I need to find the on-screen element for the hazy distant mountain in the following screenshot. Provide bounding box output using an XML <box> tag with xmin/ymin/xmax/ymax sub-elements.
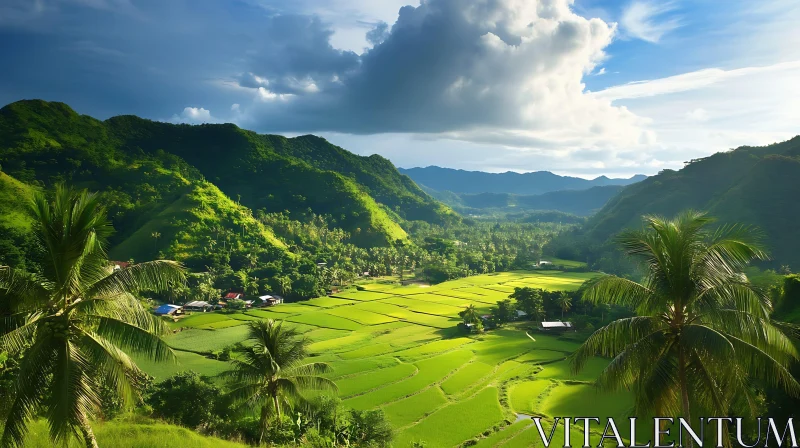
<box><xmin>422</xmin><ymin>185</ymin><xmax>625</xmax><ymax>217</ymax></box>
<box><xmin>398</xmin><ymin>166</ymin><xmax>646</xmax><ymax>195</ymax></box>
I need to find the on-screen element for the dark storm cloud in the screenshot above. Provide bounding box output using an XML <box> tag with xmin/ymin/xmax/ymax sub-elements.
<box><xmin>0</xmin><ymin>0</ymin><xmax>644</xmax><ymax>151</ymax></box>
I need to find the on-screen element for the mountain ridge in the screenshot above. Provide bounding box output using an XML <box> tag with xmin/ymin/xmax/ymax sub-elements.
<box><xmin>0</xmin><ymin>99</ymin><xmax>457</xmax><ymax>272</ymax></box>
<box><xmin>398</xmin><ymin>166</ymin><xmax>646</xmax><ymax>195</ymax></box>
<box><xmin>550</xmin><ymin>135</ymin><xmax>800</xmax><ymax>270</ymax></box>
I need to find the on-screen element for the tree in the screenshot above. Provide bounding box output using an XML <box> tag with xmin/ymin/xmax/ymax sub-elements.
<box><xmin>510</xmin><ymin>287</ymin><xmax>545</xmax><ymax>321</ymax></box>
<box><xmin>274</xmin><ymin>276</ymin><xmax>292</xmax><ymax>297</ymax></box>
<box><xmin>556</xmin><ymin>292</ymin><xmax>572</xmax><ymax>320</ymax></box>
<box><xmin>490</xmin><ymin>300</ymin><xmax>516</xmax><ymax>326</ymax></box>
<box><xmin>151</xmin><ymin>231</ymin><xmax>162</xmax><ymax>253</ymax></box>
<box><xmin>245</xmin><ymin>276</ymin><xmax>260</xmax><ymax>297</ymax></box>
<box><xmin>345</xmin><ymin>409</ymin><xmax>393</xmax><ymax>447</ymax></box>
<box><xmin>193</xmin><ymin>275</ymin><xmax>221</xmax><ymax>304</ymax></box>
<box><xmin>570</xmin><ymin>211</ymin><xmax>800</xmax><ymax>445</ymax></box>
<box><xmin>223</xmin><ymin>319</ymin><xmax>337</xmax><ymax>445</ymax></box>
<box><xmin>0</xmin><ymin>185</ymin><xmax>185</xmax><ymax>448</ymax></box>
<box><xmin>458</xmin><ymin>304</ymin><xmax>483</xmax><ymax>333</ymax></box>
<box><xmin>459</xmin><ymin>304</ymin><xmax>479</xmax><ymax>326</ymax></box>
<box><xmin>226</xmin><ymin>298</ymin><xmax>246</xmax><ymax>311</ymax></box>
<box><xmin>147</xmin><ymin>372</ymin><xmax>222</xmax><ymax>429</ymax></box>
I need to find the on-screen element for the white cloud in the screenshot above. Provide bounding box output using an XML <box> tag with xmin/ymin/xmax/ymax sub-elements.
<box><xmin>234</xmin><ymin>0</ymin><xmax>653</xmax><ymax>155</ymax></box>
<box><xmin>323</xmin><ymin>57</ymin><xmax>800</xmax><ymax>177</ymax></box>
<box><xmin>685</xmin><ymin>108</ymin><xmax>709</xmax><ymax>122</ymax></box>
<box><xmin>257</xmin><ymin>87</ymin><xmax>293</xmax><ymax>102</ymax></box>
<box><xmin>620</xmin><ymin>1</ymin><xmax>682</xmax><ymax>43</ymax></box>
<box><xmin>599</xmin><ymin>60</ymin><xmax>800</xmax><ymax>171</ymax></box>
<box><xmin>593</xmin><ymin>60</ymin><xmax>800</xmax><ymax>101</ymax></box>
<box><xmin>170</xmin><ymin>106</ymin><xmax>220</xmax><ymax>124</ymax></box>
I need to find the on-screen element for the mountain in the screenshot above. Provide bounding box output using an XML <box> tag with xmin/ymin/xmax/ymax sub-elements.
<box><xmin>399</xmin><ymin>166</ymin><xmax>646</xmax><ymax>195</ymax></box>
<box><xmin>423</xmin><ymin>185</ymin><xmax>624</xmax><ymax>216</ymax></box>
<box><xmin>0</xmin><ymin>100</ymin><xmax>457</xmax><ymax>271</ymax></box>
<box><xmin>565</xmin><ymin>136</ymin><xmax>800</xmax><ymax>269</ymax></box>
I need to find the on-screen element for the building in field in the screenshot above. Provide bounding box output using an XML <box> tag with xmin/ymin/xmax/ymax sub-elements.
<box><xmin>258</xmin><ymin>294</ymin><xmax>284</xmax><ymax>307</ymax></box>
<box><xmin>155</xmin><ymin>304</ymin><xmax>183</xmax><ymax>316</ymax></box>
<box><xmin>538</xmin><ymin>321</ymin><xmax>573</xmax><ymax>332</ymax></box>
<box><xmin>184</xmin><ymin>300</ymin><xmax>213</xmax><ymax>312</ymax></box>
<box><xmin>224</xmin><ymin>292</ymin><xmax>243</xmax><ymax>300</ymax></box>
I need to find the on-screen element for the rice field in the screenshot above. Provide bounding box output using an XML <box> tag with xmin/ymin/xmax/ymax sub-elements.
<box><xmin>139</xmin><ymin>269</ymin><xmax>631</xmax><ymax>447</ymax></box>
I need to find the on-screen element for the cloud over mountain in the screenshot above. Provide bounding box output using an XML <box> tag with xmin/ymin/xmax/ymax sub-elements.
<box><xmin>231</xmin><ymin>0</ymin><xmax>651</xmax><ymax>152</ymax></box>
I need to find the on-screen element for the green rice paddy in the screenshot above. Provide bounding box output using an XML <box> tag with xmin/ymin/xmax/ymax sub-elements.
<box><xmin>140</xmin><ymin>269</ymin><xmax>631</xmax><ymax>447</ymax></box>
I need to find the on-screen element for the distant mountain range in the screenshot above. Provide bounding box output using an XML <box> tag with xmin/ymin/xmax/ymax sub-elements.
<box><xmin>421</xmin><ymin>185</ymin><xmax>626</xmax><ymax>217</ymax></box>
<box><xmin>399</xmin><ymin>166</ymin><xmax>647</xmax><ymax>196</ymax></box>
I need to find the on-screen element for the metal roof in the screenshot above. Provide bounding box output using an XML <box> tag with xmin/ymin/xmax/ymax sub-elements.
<box><xmin>540</xmin><ymin>321</ymin><xmax>572</xmax><ymax>328</ymax></box>
<box><xmin>185</xmin><ymin>300</ymin><xmax>211</xmax><ymax>307</ymax></box>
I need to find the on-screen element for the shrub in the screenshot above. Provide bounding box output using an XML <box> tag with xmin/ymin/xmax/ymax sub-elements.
<box><xmin>146</xmin><ymin>372</ymin><xmax>223</xmax><ymax>429</ymax></box>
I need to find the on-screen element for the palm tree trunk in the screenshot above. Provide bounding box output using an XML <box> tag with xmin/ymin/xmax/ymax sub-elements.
<box><xmin>678</xmin><ymin>346</ymin><xmax>693</xmax><ymax>448</ymax></box>
<box><xmin>273</xmin><ymin>394</ymin><xmax>281</xmax><ymax>419</ymax></box>
<box><xmin>78</xmin><ymin>414</ymin><xmax>99</xmax><ymax>448</ymax></box>
<box><xmin>258</xmin><ymin>405</ymin><xmax>269</xmax><ymax>446</ymax></box>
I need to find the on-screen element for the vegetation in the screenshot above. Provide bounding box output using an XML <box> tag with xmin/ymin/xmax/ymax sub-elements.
<box><xmin>223</xmin><ymin>320</ymin><xmax>336</xmax><ymax>445</ymax></box>
<box><xmin>0</xmin><ymin>185</ymin><xmax>185</xmax><ymax>448</ymax></box>
<box><xmin>4</xmin><ymin>100</ymin><xmax>799</xmax><ymax>448</ymax></box>
<box><xmin>571</xmin><ymin>211</ymin><xmax>800</xmax><ymax>443</ymax></box>
<box><xmin>549</xmin><ymin>136</ymin><xmax>800</xmax><ymax>272</ymax></box>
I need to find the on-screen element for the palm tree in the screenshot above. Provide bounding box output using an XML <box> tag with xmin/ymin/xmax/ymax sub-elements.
<box><xmin>151</xmin><ymin>231</ymin><xmax>161</xmax><ymax>253</ymax></box>
<box><xmin>223</xmin><ymin>320</ymin><xmax>337</xmax><ymax>445</ymax></box>
<box><xmin>556</xmin><ymin>292</ymin><xmax>572</xmax><ymax>320</ymax></box>
<box><xmin>570</xmin><ymin>211</ymin><xmax>799</xmax><ymax>445</ymax></box>
<box><xmin>459</xmin><ymin>304</ymin><xmax>480</xmax><ymax>326</ymax></box>
<box><xmin>275</xmin><ymin>276</ymin><xmax>292</xmax><ymax>297</ymax></box>
<box><xmin>0</xmin><ymin>185</ymin><xmax>185</xmax><ymax>448</ymax></box>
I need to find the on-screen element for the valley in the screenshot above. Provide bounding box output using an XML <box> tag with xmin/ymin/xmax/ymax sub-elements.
<box><xmin>2</xmin><ymin>100</ymin><xmax>799</xmax><ymax>448</ymax></box>
<box><xmin>141</xmin><ymin>270</ymin><xmax>633</xmax><ymax>447</ymax></box>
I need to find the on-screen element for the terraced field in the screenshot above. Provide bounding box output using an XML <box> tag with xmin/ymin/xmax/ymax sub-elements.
<box><xmin>144</xmin><ymin>270</ymin><xmax>632</xmax><ymax>447</ymax></box>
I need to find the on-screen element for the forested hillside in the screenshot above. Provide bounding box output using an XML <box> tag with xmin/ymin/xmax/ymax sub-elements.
<box><xmin>400</xmin><ymin>166</ymin><xmax>645</xmax><ymax>195</ymax></box>
<box><xmin>549</xmin><ymin>136</ymin><xmax>800</xmax><ymax>270</ymax></box>
<box><xmin>0</xmin><ymin>100</ymin><xmax>460</xmax><ymax>297</ymax></box>
<box><xmin>0</xmin><ymin>100</ymin><xmax>455</xmax><ymax>245</ymax></box>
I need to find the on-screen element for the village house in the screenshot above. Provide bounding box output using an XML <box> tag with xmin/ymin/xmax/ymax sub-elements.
<box><xmin>537</xmin><ymin>321</ymin><xmax>573</xmax><ymax>332</ymax></box>
<box><xmin>257</xmin><ymin>294</ymin><xmax>284</xmax><ymax>307</ymax></box>
<box><xmin>154</xmin><ymin>304</ymin><xmax>183</xmax><ymax>316</ymax></box>
<box><xmin>184</xmin><ymin>300</ymin><xmax>213</xmax><ymax>312</ymax></box>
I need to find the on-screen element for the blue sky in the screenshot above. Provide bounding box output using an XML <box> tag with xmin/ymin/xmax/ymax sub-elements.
<box><xmin>1</xmin><ymin>0</ymin><xmax>798</xmax><ymax>177</ymax></box>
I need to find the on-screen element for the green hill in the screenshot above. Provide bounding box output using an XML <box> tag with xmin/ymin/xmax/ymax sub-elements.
<box><xmin>0</xmin><ymin>100</ymin><xmax>455</xmax><ymax>268</ymax></box>
<box><xmin>0</xmin><ymin>171</ymin><xmax>38</xmax><ymax>269</ymax></box>
<box><xmin>569</xmin><ymin>136</ymin><xmax>800</xmax><ymax>268</ymax></box>
<box><xmin>21</xmin><ymin>419</ymin><xmax>248</xmax><ymax>448</ymax></box>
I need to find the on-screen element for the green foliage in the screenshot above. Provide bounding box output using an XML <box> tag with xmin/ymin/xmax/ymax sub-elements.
<box><xmin>146</xmin><ymin>372</ymin><xmax>223</xmax><ymax>429</ymax></box>
<box><xmin>489</xmin><ymin>299</ymin><xmax>516</xmax><ymax>326</ymax></box>
<box><xmin>0</xmin><ymin>184</ymin><xmax>186</xmax><ymax>448</ymax></box>
<box><xmin>572</xmin><ymin>211</ymin><xmax>800</xmax><ymax>421</ymax></box>
<box><xmin>509</xmin><ymin>287</ymin><xmax>545</xmax><ymax>320</ymax></box>
<box><xmin>558</xmin><ymin>136</ymin><xmax>800</xmax><ymax>272</ymax></box>
<box><xmin>223</xmin><ymin>319</ymin><xmax>336</xmax><ymax>445</ymax></box>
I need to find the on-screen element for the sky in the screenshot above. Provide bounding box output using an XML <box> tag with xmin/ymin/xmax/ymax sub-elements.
<box><xmin>1</xmin><ymin>0</ymin><xmax>798</xmax><ymax>178</ymax></box>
